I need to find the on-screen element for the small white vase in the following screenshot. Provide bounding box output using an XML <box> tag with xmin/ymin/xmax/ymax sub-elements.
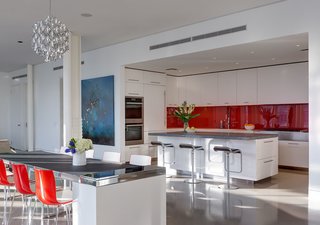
<box><xmin>72</xmin><ymin>152</ymin><xmax>87</xmax><ymax>166</ymax></box>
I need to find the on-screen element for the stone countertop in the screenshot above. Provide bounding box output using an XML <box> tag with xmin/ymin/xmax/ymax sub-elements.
<box><xmin>149</xmin><ymin>131</ymin><xmax>278</xmax><ymax>140</ymax></box>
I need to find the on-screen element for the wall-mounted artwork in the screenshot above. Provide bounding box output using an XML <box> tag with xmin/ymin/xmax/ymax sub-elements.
<box><xmin>81</xmin><ymin>76</ymin><xmax>115</xmax><ymax>146</ymax></box>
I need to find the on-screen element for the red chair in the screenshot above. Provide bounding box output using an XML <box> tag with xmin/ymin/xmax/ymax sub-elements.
<box><xmin>0</xmin><ymin>160</ymin><xmax>15</xmax><ymax>203</ymax></box>
<box><xmin>12</xmin><ymin>164</ymin><xmax>36</xmax><ymax>222</ymax></box>
<box><xmin>34</xmin><ymin>168</ymin><xmax>73</xmax><ymax>225</ymax></box>
<box><xmin>0</xmin><ymin>159</ymin><xmax>16</xmax><ymax>224</ymax></box>
<box><xmin>12</xmin><ymin>164</ymin><xmax>35</xmax><ymax>196</ymax></box>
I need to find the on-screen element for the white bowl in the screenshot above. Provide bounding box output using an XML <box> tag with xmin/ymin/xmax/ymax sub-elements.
<box><xmin>244</xmin><ymin>124</ymin><xmax>255</xmax><ymax>130</ymax></box>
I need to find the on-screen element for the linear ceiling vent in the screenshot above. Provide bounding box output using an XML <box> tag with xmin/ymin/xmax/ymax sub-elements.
<box><xmin>12</xmin><ymin>74</ymin><xmax>27</xmax><ymax>80</ymax></box>
<box><xmin>149</xmin><ymin>25</ymin><xmax>246</xmax><ymax>50</ymax></box>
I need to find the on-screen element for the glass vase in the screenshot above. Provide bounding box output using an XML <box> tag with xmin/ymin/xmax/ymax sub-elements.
<box><xmin>183</xmin><ymin>121</ymin><xmax>189</xmax><ymax>132</ymax></box>
<box><xmin>72</xmin><ymin>151</ymin><xmax>87</xmax><ymax>166</ymax></box>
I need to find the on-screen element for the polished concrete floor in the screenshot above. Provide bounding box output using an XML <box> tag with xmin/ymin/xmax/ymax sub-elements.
<box><xmin>0</xmin><ymin>169</ymin><xmax>318</xmax><ymax>225</ymax></box>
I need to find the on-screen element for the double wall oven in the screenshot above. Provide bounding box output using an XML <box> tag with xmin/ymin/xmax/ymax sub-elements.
<box><xmin>125</xmin><ymin>97</ymin><xmax>144</xmax><ymax>145</ymax></box>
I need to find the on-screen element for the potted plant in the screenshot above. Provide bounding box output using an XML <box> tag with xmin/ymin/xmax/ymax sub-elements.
<box><xmin>174</xmin><ymin>101</ymin><xmax>200</xmax><ymax>132</ymax></box>
<box><xmin>65</xmin><ymin>138</ymin><xmax>93</xmax><ymax>166</ymax></box>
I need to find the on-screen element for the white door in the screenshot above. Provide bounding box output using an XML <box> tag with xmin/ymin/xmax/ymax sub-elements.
<box><xmin>11</xmin><ymin>83</ymin><xmax>27</xmax><ymax>150</ymax></box>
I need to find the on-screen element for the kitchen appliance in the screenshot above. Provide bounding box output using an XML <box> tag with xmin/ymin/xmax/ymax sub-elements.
<box><xmin>125</xmin><ymin>97</ymin><xmax>143</xmax><ymax>124</ymax></box>
<box><xmin>125</xmin><ymin>96</ymin><xmax>144</xmax><ymax>145</ymax></box>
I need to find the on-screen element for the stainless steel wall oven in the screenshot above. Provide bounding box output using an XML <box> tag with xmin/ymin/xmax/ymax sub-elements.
<box><xmin>125</xmin><ymin>97</ymin><xmax>144</xmax><ymax>145</ymax></box>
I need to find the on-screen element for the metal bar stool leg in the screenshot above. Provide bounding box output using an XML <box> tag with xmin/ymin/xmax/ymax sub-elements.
<box><xmin>218</xmin><ymin>152</ymin><xmax>238</xmax><ymax>190</ymax></box>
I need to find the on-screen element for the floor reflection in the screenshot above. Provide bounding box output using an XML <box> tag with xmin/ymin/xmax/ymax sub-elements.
<box><xmin>167</xmin><ymin>169</ymin><xmax>313</xmax><ymax>225</ymax></box>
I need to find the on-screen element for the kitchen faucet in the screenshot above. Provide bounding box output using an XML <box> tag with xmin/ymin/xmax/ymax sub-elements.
<box><xmin>226</xmin><ymin>107</ymin><xmax>231</xmax><ymax>129</ymax></box>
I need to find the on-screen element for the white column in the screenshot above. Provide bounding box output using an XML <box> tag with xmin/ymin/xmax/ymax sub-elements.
<box><xmin>63</xmin><ymin>33</ymin><xmax>82</xmax><ymax>145</ymax></box>
<box><xmin>27</xmin><ymin>64</ymin><xmax>34</xmax><ymax>151</ymax></box>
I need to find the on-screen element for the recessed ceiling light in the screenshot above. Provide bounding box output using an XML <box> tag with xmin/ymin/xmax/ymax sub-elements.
<box><xmin>250</xmin><ymin>51</ymin><xmax>255</xmax><ymax>54</ymax></box>
<box><xmin>17</xmin><ymin>41</ymin><xmax>23</xmax><ymax>44</ymax></box>
<box><xmin>296</xmin><ymin>44</ymin><xmax>300</xmax><ymax>47</ymax></box>
<box><xmin>81</xmin><ymin>13</ymin><xmax>93</xmax><ymax>18</ymax></box>
<box><xmin>235</xmin><ymin>62</ymin><xmax>239</xmax><ymax>65</ymax></box>
<box><xmin>271</xmin><ymin>58</ymin><xmax>276</xmax><ymax>60</ymax></box>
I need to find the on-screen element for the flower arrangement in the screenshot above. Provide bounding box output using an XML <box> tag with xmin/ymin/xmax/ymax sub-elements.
<box><xmin>174</xmin><ymin>101</ymin><xmax>200</xmax><ymax>132</ymax></box>
<box><xmin>65</xmin><ymin>138</ymin><xmax>93</xmax><ymax>154</ymax></box>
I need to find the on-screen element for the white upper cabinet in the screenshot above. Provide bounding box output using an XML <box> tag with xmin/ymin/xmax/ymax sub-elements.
<box><xmin>126</xmin><ymin>69</ymin><xmax>143</xmax><ymax>83</ymax></box>
<box><xmin>237</xmin><ymin>69</ymin><xmax>258</xmax><ymax>105</ymax></box>
<box><xmin>185</xmin><ymin>76</ymin><xmax>202</xmax><ymax>105</ymax></box>
<box><xmin>143</xmin><ymin>71</ymin><xmax>167</xmax><ymax>86</ymax></box>
<box><xmin>125</xmin><ymin>82</ymin><xmax>143</xmax><ymax>97</ymax></box>
<box><xmin>177</xmin><ymin>77</ymin><xmax>187</xmax><ymax>104</ymax></box>
<box><xmin>258</xmin><ymin>62</ymin><xmax>308</xmax><ymax>104</ymax></box>
<box><xmin>166</xmin><ymin>76</ymin><xmax>179</xmax><ymax>107</ymax></box>
<box><xmin>201</xmin><ymin>73</ymin><xmax>219</xmax><ymax>106</ymax></box>
<box><xmin>185</xmin><ymin>74</ymin><xmax>219</xmax><ymax>106</ymax></box>
<box><xmin>218</xmin><ymin>71</ymin><xmax>237</xmax><ymax>106</ymax></box>
<box><xmin>144</xmin><ymin>84</ymin><xmax>166</xmax><ymax>132</ymax></box>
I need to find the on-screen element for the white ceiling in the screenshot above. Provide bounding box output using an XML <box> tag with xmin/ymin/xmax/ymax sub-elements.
<box><xmin>127</xmin><ymin>33</ymin><xmax>308</xmax><ymax>76</ymax></box>
<box><xmin>0</xmin><ymin>0</ymin><xmax>284</xmax><ymax>72</ymax></box>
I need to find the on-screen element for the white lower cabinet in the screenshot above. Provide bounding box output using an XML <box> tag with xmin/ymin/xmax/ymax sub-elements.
<box><xmin>256</xmin><ymin>156</ymin><xmax>278</xmax><ymax>180</ymax></box>
<box><xmin>154</xmin><ymin>136</ymin><xmax>278</xmax><ymax>181</ymax></box>
<box><xmin>279</xmin><ymin>141</ymin><xmax>308</xmax><ymax>168</ymax></box>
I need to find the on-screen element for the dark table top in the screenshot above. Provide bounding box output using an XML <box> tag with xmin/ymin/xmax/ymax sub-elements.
<box><xmin>0</xmin><ymin>151</ymin><xmax>164</xmax><ymax>187</ymax></box>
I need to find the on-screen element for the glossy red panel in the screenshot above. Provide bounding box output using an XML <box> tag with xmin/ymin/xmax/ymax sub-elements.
<box><xmin>167</xmin><ymin>104</ymin><xmax>308</xmax><ymax>131</ymax></box>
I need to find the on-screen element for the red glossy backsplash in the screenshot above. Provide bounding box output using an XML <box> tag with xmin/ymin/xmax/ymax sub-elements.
<box><xmin>167</xmin><ymin>104</ymin><xmax>308</xmax><ymax>131</ymax></box>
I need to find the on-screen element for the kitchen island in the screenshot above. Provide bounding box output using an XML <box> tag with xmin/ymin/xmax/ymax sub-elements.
<box><xmin>0</xmin><ymin>152</ymin><xmax>166</xmax><ymax>225</ymax></box>
<box><xmin>149</xmin><ymin>131</ymin><xmax>278</xmax><ymax>181</ymax></box>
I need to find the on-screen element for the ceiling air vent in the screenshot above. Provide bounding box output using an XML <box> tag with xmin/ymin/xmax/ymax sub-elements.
<box><xmin>192</xmin><ymin>25</ymin><xmax>246</xmax><ymax>41</ymax></box>
<box><xmin>149</xmin><ymin>38</ymin><xmax>191</xmax><ymax>50</ymax></box>
<box><xmin>149</xmin><ymin>25</ymin><xmax>247</xmax><ymax>50</ymax></box>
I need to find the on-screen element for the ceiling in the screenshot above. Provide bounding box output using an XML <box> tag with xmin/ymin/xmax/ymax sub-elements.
<box><xmin>0</xmin><ymin>0</ymin><xmax>285</xmax><ymax>73</ymax></box>
<box><xmin>127</xmin><ymin>33</ymin><xmax>308</xmax><ymax>76</ymax></box>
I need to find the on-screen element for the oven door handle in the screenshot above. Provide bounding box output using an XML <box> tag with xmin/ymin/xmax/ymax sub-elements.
<box><xmin>126</xmin><ymin>102</ymin><xmax>143</xmax><ymax>105</ymax></box>
<box><xmin>125</xmin><ymin>124</ymin><xmax>143</xmax><ymax>127</ymax></box>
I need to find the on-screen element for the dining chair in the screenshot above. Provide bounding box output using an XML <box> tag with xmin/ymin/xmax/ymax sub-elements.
<box><xmin>12</xmin><ymin>164</ymin><xmax>36</xmax><ymax>222</ymax></box>
<box><xmin>102</xmin><ymin>151</ymin><xmax>121</xmax><ymax>163</ymax></box>
<box><xmin>0</xmin><ymin>159</ymin><xmax>16</xmax><ymax>225</ymax></box>
<box><xmin>129</xmin><ymin>155</ymin><xmax>152</xmax><ymax>166</ymax></box>
<box><xmin>34</xmin><ymin>168</ymin><xmax>73</xmax><ymax>225</ymax></box>
<box><xmin>85</xmin><ymin>149</ymin><xmax>95</xmax><ymax>159</ymax></box>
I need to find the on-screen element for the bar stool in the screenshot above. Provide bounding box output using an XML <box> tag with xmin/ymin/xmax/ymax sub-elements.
<box><xmin>213</xmin><ymin>146</ymin><xmax>242</xmax><ymax>190</ymax></box>
<box><xmin>179</xmin><ymin>144</ymin><xmax>204</xmax><ymax>184</ymax></box>
<box><xmin>151</xmin><ymin>141</ymin><xmax>175</xmax><ymax>167</ymax></box>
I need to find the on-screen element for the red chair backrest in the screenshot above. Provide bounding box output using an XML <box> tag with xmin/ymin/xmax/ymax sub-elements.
<box><xmin>34</xmin><ymin>168</ymin><xmax>59</xmax><ymax>205</ymax></box>
<box><xmin>12</xmin><ymin>164</ymin><xmax>34</xmax><ymax>195</ymax></box>
<box><xmin>0</xmin><ymin>159</ymin><xmax>12</xmax><ymax>186</ymax></box>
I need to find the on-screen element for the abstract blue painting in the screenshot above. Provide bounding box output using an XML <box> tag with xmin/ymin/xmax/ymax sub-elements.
<box><xmin>81</xmin><ymin>76</ymin><xmax>115</xmax><ymax>146</ymax></box>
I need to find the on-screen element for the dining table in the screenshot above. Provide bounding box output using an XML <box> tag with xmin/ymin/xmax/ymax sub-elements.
<box><xmin>0</xmin><ymin>151</ymin><xmax>166</xmax><ymax>225</ymax></box>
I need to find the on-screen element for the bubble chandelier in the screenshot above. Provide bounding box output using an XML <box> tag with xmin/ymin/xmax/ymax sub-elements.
<box><xmin>32</xmin><ymin>0</ymin><xmax>70</xmax><ymax>62</ymax></box>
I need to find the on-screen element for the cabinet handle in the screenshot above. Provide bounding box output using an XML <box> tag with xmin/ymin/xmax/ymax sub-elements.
<box><xmin>264</xmin><ymin>159</ymin><xmax>274</xmax><ymax>163</ymax></box>
<box><xmin>150</xmin><ymin>81</ymin><xmax>161</xmax><ymax>84</ymax></box>
<box><xmin>128</xmin><ymin>79</ymin><xmax>139</xmax><ymax>82</ymax></box>
<box><xmin>264</xmin><ymin>140</ymin><xmax>274</xmax><ymax>143</ymax></box>
<box><xmin>288</xmin><ymin>142</ymin><xmax>299</xmax><ymax>145</ymax></box>
<box><xmin>243</xmin><ymin>101</ymin><xmax>249</xmax><ymax>104</ymax></box>
<box><xmin>128</xmin><ymin>92</ymin><xmax>139</xmax><ymax>96</ymax></box>
<box><xmin>207</xmin><ymin>103</ymin><xmax>212</xmax><ymax>105</ymax></box>
<box><xmin>129</xmin><ymin>146</ymin><xmax>141</xmax><ymax>149</ymax></box>
<box><xmin>224</xmin><ymin>102</ymin><xmax>229</xmax><ymax>104</ymax></box>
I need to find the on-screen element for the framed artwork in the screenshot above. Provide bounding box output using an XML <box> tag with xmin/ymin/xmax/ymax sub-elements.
<box><xmin>81</xmin><ymin>75</ymin><xmax>115</xmax><ymax>146</ymax></box>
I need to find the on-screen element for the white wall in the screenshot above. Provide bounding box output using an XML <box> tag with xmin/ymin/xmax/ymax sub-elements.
<box><xmin>0</xmin><ymin>72</ymin><xmax>12</xmax><ymax>139</ymax></box>
<box><xmin>21</xmin><ymin>0</ymin><xmax>320</xmax><ymax>194</ymax></box>
<box><xmin>33</xmin><ymin>61</ymin><xmax>63</xmax><ymax>151</ymax></box>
